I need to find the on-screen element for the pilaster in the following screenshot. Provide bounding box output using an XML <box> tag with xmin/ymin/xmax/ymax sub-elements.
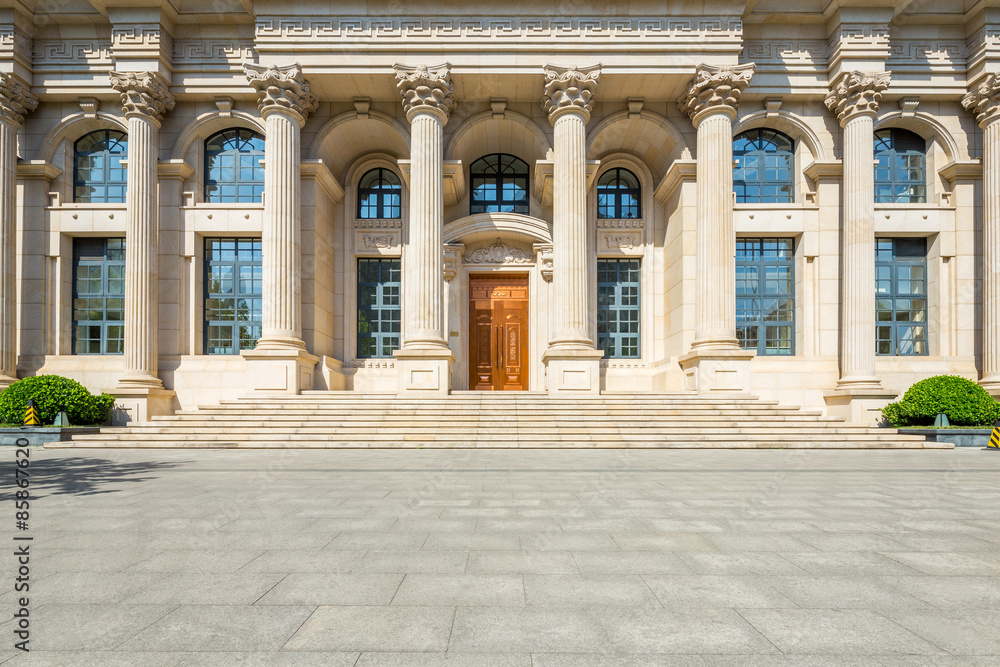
<box><xmin>963</xmin><ymin>73</ymin><xmax>1000</xmax><ymax>395</ymax></box>
<box><xmin>540</xmin><ymin>64</ymin><xmax>604</xmax><ymax>395</ymax></box>
<box><xmin>676</xmin><ymin>64</ymin><xmax>756</xmax><ymax>394</ymax></box>
<box><xmin>241</xmin><ymin>63</ymin><xmax>319</xmax><ymax>394</ymax></box>
<box><xmin>0</xmin><ymin>73</ymin><xmax>36</xmax><ymax>389</ymax></box>
<box><xmin>393</xmin><ymin>63</ymin><xmax>455</xmax><ymax>394</ymax></box>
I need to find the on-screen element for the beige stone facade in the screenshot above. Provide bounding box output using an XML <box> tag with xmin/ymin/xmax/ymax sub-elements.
<box><xmin>2</xmin><ymin>1</ymin><xmax>998</xmax><ymax>424</ymax></box>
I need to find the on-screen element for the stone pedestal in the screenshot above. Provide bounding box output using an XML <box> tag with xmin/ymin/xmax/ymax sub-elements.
<box><xmin>110</xmin><ymin>387</ymin><xmax>175</xmax><ymax>426</ymax></box>
<box><xmin>678</xmin><ymin>64</ymin><xmax>756</xmax><ymax>393</ymax></box>
<box><xmin>0</xmin><ymin>74</ymin><xmax>36</xmax><ymax>388</ymax></box>
<box><xmin>824</xmin><ymin>387</ymin><xmax>897</xmax><ymax>426</ymax></box>
<box><xmin>964</xmin><ymin>75</ymin><xmax>1000</xmax><ymax>396</ymax></box>
<box><xmin>541</xmin><ymin>64</ymin><xmax>604</xmax><ymax>394</ymax></box>
<box><xmin>242</xmin><ymin>347</ymin><xmax>318</xmax><ymax>394</ymax></box>
<box><xmin>393</xmin><ymin>63</ymin><xmax>455</xmax><ymax>394</ymax></box>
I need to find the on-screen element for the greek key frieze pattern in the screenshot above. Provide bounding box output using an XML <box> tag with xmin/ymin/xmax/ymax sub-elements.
<box><xmin>33</xmin><ymin>40</ymin><xmax>113</xmax><ymax>65</ymax></box>
<box><xmin>173</xmin><ymin>41</ymin><xmax>258</xmax><ymax>69</ymax></box>
<box><xmin>740</xmin><ymin>40</ymin><xmax>827</xmax><ymax>65</ymax></box>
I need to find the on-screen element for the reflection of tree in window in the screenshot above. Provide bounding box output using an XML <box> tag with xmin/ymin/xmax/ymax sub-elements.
<box><xmin>876</xmin><ymin>238</ymin><xmax>928</xmax><ymax>355</ymax></box>
<box><xmin>74</xmin><ymin>130</ymin><xmax>128</xmax><ymax>203</ymax></box>
<box><xmin>874</xmin><ymin>129</ymin><xmax>926</xmax><ymax>203</ymax></box>
<box><xmin>597</xmin><ymin>259</ymin><xmax>641</xmax><ymax>358</ymax></box>
<box><xmin>357</xmin><ymin>259</ymin><xmax>401</xmax><ymax>358</ymax></box>
<box><xmin>204</xmin><ymin>238</ymin><xmax>262</xmax><ymax>354</ymax></box>
<box><xmin>205</xmin><ymin>129</ymin><xmax>265</xmax><ymax>203</ymax></box>
<box><xmin>72</xmin><ymin>238</ymin><xmax>125</xmax><ymax>354</ymax></box>
<box><xmin>733</xmin><ymin>129</ymin><xmax>794</xmax><ymax>203</ymax></box>
<box><xmin>736</xmin><ymin>238</ymin><xmax>795</xmax><ymax>355</ymax></box>
<box><xmin>597</xmin><ymin>168</ymin><xmax>641</xmax><ymax>219</ymax></box>
<box><xmin>358</xmin><ymin>168</ymin><xmax>402</xmax><ymax>219</ymax></box>
<box><xmin>470</xmin><ymin>154</ymin><xmax>529</xmax><ymax>214</ymax></box>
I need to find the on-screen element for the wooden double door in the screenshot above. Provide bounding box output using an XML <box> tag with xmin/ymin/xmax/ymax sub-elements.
<box><xmin>469</xmin><ymin>276</ymin><xmax>529</xmax><ymax>391</ymax></box>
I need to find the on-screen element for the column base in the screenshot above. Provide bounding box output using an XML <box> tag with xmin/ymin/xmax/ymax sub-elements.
<box><xmin>678</xmin><ymin>347</ymin><xmax>755</xmax><ymax>394</ymax></box>
<box><xmin>394</xmin><ymin>347</ymin><xmax>455</xmax><ymax>394</ymax></box>
<box><xmin>979</xmin><ymin>376</ymin><xmax>1000</xmax><ymax>398</ymax></box>
<box><xmin>242</xmin><ymin>347</ymin><xmax>318</xmax><ymax>394</ymax></box>
<box><xmin>0</xmin><ymin>373</ymin><xmax>16</xmax><ymax>391</ymax></box>
<box><xmin>824</xmin><ymin>387</ymin><xmax>898</xmax><ymax>426</ymax></box>
<box><xmin>110</xmin><ymin>387</ymin><xmax>175</xmax><ymax>426</ymax></box>
<box><xmin>542</xmin><ymin>347</ymin><xmax>604</xmax><ymax>395</ymax></box>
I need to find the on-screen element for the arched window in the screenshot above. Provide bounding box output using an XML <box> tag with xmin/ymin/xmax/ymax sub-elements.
<box><xmin>205</xmin><ymin>129</ymin><xmax>265</xmax><ymax>203</ymax></box>
<box><xmin>733</xmin><ymin>129</ymin><xmax>795</xmax><ymax>203</ymax></box>
<box><xmin>875</xmin><ymin>128</ymin><xmax>926</xmax><ymax>204</ymax></box>
<box><xmin>74</xmin><ymin>130</ymin><xmax>128</xmax><ymax>203</ymax></box>
<box><xmin>597</xmin><ymin>168</ymin><xmax>641</xmax><ymax>219</ymax></box>
<box><xmin>470</xmin><ymin>154</ymin><xmax>529</xmax><ymax>214</ymax></box>
<box><xmin>358</xmin><ymin>168</ymin><xmax>402</xmax><ymax>219</ymax></box>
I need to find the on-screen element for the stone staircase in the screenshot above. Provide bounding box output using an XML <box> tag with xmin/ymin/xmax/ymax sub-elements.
<box><xmin>50</xmin><ymin>391</ymin><xmax>947</xmax><ymax>449</ymax></box>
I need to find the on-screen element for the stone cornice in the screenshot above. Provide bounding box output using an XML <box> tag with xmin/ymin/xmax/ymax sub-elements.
<box><xmin>109</xmin><ymin>71</ymin><xmax>175</xmax><ymax>122</ymax></box>
<box><xmin>824</xmin><ymin>70</ymin><xmax>890</xmax><ymax>124</ymax></box>
<box><xmin>678</xmin><ymin>63</ymin><xmax>755</xmax><ymax>124</ymax></box>
<box><xmin>0</xmin><ymin>73</ymin><xmax>37</xmax><ymax>127</ymax></box>
<box><xmin>244</xmin><ymin>63</ymin><xmax>317</xmax><ymax>123</ymax></box>
<box><xmin>541</xmin><ymin>64</ymin><xmax>601</xmax><ymax>123</ymax></box>
<box><xmin>963</xmin><ymin>73</ymin><xmax>1000</xmax><ymax>128</ymax></box>
<box><xmin>393</xmin><ymin>63</ymin><xmax>455</xmax><ymax>122</ymax></box>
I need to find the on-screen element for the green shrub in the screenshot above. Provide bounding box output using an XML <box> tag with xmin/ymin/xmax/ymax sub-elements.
<box><xmin>0</xmin><ymin>375</ymin><xmax>115</xmax><ymax>426</ymax></box>
<box><xmin>882</xmin><ymin>375</ymin><xmax>1000</xmax><ymax>427</ymax></box>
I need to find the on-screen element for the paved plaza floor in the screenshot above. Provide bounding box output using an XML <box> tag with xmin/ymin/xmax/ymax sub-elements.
<box><xmin>2</xmin><ymin>447</ymin><xmax>999</xmax><ymax>665</ymax></box>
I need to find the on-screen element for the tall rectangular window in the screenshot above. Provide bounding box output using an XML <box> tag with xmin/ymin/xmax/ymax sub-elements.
<box><xmin>204</xmin><ymin>238</ymin><xmax>262</xmax><ymax>354</ymax></box>
<box><xmin>73</xmin><ymin>238</ymin><xmax>125</xmax><ymax>354</ymax></box>
<box><xmin>736</xmin><ymin>238</ymin><xmax>794</xmax><ymax>355</ymax></box>
<box><xmin>876</xmin><ymin>237</ymin><xmax>928</xmax><ymax>355</ymax></box>
<box><xmin>357</xmin><ymin>258</ymin><xmax>401</xmax><ymax>358</ymax></box>
<box><xmin>597</xmin><ymin>259</ymin><xmax>641</xmax><ymax>358</ymax></box>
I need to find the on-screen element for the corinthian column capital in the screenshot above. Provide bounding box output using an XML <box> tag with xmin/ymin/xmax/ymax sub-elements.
<box><xmin>678</xmin><ymin>63</ymin><xmax>755</xmax><ymax>124</ymax></box>
<box><xmin>541</xmin><ymin>64</ymin><xmax>601</xmax><ymax>123</ymax></box>
<box><xmin>110</xmin><ymin>71</ymin><xmax>175</xmax><ymax>123</ymax></box>
<box><xmin>963</xmin><ymin>74</ymin><xmax>1000</xmax><ymax>128</ymax></box>
<box><xmin>825</xmin><ymin>70</ymin><xmax>891</xmax><ymax>125</ymax></box>
<box><xmin>393</xmin><ymin>63</ymin><xmax>455</xmax><ymax>122</ymax></box>
<box><xmin>244</xmin><ymin>63</ymin><xmax>318</xmax><ymax>123</ymax></box>
<box><xmin>0</xmin><ymin>73</ymin><xmax>37</xmax><ymax>127</ymax></box>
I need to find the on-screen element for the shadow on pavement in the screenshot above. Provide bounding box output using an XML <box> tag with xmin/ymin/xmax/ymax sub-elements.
<box><xmin>27</xmin><ymin>456</ymin><xmax>189</xmax><ymax>497</ymax></box>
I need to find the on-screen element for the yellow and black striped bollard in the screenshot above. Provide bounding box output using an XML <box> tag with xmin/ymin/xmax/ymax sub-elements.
<box><xmin>22</xmin><ymin>399</ymin><xmax>40</xmax><ymax>427</ymax></box>
<box><xmin>989</xmin><ymin>420</ymin><xmax>1000</xmax><ymax>450</ymax></box>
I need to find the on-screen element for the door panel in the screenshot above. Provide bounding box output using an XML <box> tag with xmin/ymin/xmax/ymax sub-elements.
<box><xmin>468</xmin><ymin>277</ymin><xmax>529</xmax><ymax>391</ymax></box>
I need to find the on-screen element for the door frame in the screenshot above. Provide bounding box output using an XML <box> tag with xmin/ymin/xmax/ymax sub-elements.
<box><xmin>467</xmin><ymin>273</ymin><xmax>530</xmax><ymax>391</ymax></box>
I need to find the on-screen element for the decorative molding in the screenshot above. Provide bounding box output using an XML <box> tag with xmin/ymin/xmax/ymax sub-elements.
<box><xmin>354</xmin><ymin>97</ymin><xmax>371</xmax><ymax>118</ymax></box>
<box><xmin>824</xmin><ymin>70</ymin><xmax>890</xmax><ymax>124</ymax></box>
<box><xmin>740</xmin><ymin>40</ymin><xmax>827</xmax><ymax>65</ymax></box>
<box><xmin>598</xmin><ymin>229</ymin><xmax>644</xmax><ymax>256</ymax></box>
<box><xmin>79</xmin><ymin>97</ymin><xmax>100</xmax><ymax>117</ymax></box>
<box><xmin>898</xmin><ymin>97</ymin><xmax>920</xmax><ymax>117</ymax></box>
<box><xmin>362</xmin><ymin>235</ymin><xmax>394</xmax><ymax>249</ymax></box>
<box><xmin>603</xmin><ymin>234</ymin><xmax>638</xmax><ymax>250</ymax></box>
<box><xmin>352</xmin><ymin>359</ymin><xmax>395</xmax><ymax>369</ymax></box>
<box><xmin>963</xmin><ymin>73</ymin><xmax>1000</xmax><ymax>128</ymax></box>
<box><xmin>678</xmin><ymin>63</ymin><xmax>755</xmax><ymax>122</ymax></box>
<box><xmin>109</xmin><ymin>71</ymin><xmax>175</xmax><ymax>122</ymax></box>
<box><xmin>393</xmin><ymin>63</ymin><xmax>455</xmax><ymax>120</ymax></box>
<box><xmin>542</xmin><ymin>64</ymin><xmax>601</xmax><ymax>121</ymax></box>
<box><xmin>33</xmin><ymin>40</ymin><xmax>112</xmax><ymax>67</ymax></box>
<box><xmin>214</xmin><ymin>97</ymin><xmax>234</xmax><ymax>116</ymax></box>
<box><xmin>354</xmin><ymin>229</ymin><xmax>400</xmax><ymax>256</ymax></box>
<box><xmin>465</xmin><ymin>238</ymin><xmax>532</xmax><ymax>264</ymax></box>
<box><xmin>111</xmin><ymin>24</ymin><xmax>172</xmax><ymax>61</ymax></box>
<box><xmin>0</xmin><ymin>73</ymin><xmax>37</xmax><ymax>126</ymax></box>
<box><xmin>764</xmin><ymin>98</ymin><xmax>782</xmax><ymax>116</ymax></box>
<box><xmin>627</xmin><ymin>97</ymin><xmax>643</xmax><ymax>118</ymax></box>
<box><xmin>533</xmin><ymin>243</ymin><xmax>553</xmax><ymax>282</ymax></box>
<box><xmin>597</xmin><ymin>219</ymin><xmax>644</xmax><ymax>230</ymax></box>
<box><xmin>887</xmin><ymin>40</ymin><xmax>966</xmax><ymax>66</ymax></box>
<box><xmin>355</xmin><ymin>219</ymin><xmax>403</xmax><ymax>229</ymax></box>
<box><xmin>173</xmin><ymin>40</ymin><xmax>256</xmax><ymax>70</ymax></box>
<box><xmin>828</xmin><ymin>23</ymin><xmax>890</xmax><ymax>60</ymax></box>
<box><xmin>244</xmin><ymin>63</ymin><xmax>317</xmax><ymax>122</ymax></box>
<box><xmin>491</xmin><ymin>98</ymin><xmax>506</xmax><ymax>119</ymax></box>
<box><xmin>443</xmin><ymin>244</ymin><xmax>464</xmax><ymax>281</ymax></box>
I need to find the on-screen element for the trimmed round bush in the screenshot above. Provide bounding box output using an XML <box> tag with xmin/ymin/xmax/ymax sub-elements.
<box><xmin>882</xmin><ymin>375</ymin><xmax>1000</xmax><ymax>427</ymax></box>
<box><xmin>0</xmin><ymin>375</ymin><xmax>115</xmax><ymax>426</ymax></box>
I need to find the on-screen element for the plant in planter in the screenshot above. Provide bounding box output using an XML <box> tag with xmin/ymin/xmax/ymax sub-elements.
<box><xmin>0</xmin><ymin>375</ymin><xmax>115</xmax><ymax>426</ymax></box>
<box><xmin>882</xmin><ymin>375</ymin><xmax>1000</xmax><ymax>427</ymax></box>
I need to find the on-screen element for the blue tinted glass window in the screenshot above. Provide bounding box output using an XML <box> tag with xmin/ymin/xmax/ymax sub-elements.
<box><xmin>358</xmin><ymin>258</ymin><xmax>401</xmax><ymax>358</ymax></box>
<box><xmin>733</xmin><ymin>129</ymin><xmax>794</xmax><ymax>204</ymax></box>
<box><xmin>874</xmin><ymin>129</ymin><xmax>926</xmax><ymax>204</ymax></box>
<box><xmin>74</xmin><ymin>130</ymin><xmax>128</xmax><ymax>203</ymax></box>
<box><xmin>205</xmin><ymin>129</ymin><xmax>265</xmax><ymax>203</ymax></box>
<box><xmin>204</xmin><ymin>238</ymin><xmax>263</xmax><ymax>354</ymax></box>
<box><xmin>358</xmin><ymin>168</ymin><xmax>402</xmax><ymax>219</ymax></box>
<box><xmin>736</xmin><ymin>238</ymin><xmax>794</xmax><ymax>355</ymax></box>
<box><xmin>876</xmin><ymin>237</ymin><xmax>928</xmax><ymax>355</ymax></box>
<box><xmin>73</xmin><ymin>238</ymin><xmax>125</xmax><ymax>354</ymax></box>
<box><xmin>597</xmin><ymin>259</ymin><xmax>641</xmax><ymax>358</ymax></box>
<box><xmin>470</xmin><ymin>154</ymin><xmax>529</xmax><ymax>214</ymax></box>
<box><xmin>597</xmin><ymin>168</ymin><xmax>641</xmax><ymax>219</ymax></box>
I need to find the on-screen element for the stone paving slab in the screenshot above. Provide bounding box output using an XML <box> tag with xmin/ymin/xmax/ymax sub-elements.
<box><xmin>1</xmin><ymin>448</ymin><xmax>999</xmax><ymax>664</ymax></box>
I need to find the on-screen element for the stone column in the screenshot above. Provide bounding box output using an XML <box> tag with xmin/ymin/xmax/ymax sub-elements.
<box><xmin>964</xmin><ymin>75</ymin><xmax>1000</xmax><ymax>394</ymax></box>
<box><xmin>676</xmin><ymin>64</ymin><xmax>756</xmax><ymax>393</ymax></box>
<box><xmin>823</xmin><ymin>71</ymin><xmax>895</xmax><ymax>423</ymax></box>
<box><xmin>0</xmin><ymin>74</ymin><xmax>37</xmax><ymax>389</ymax></box>
<box><xmin>109</xmin><ymin>71</ymin><xmax>176</xmax><ymax>422</ymax></box>
<box><xmin>393</xmin><ymin>63</ymin><xmax>455</xmax><ymax>393</ymax></box>
<box><xmin>540</xmin><ymin>64</ymin><xmax>605</xmax><ymax>394</ymax></box>
<box><xmin>241</xmin><ymin>63</ymin><xmax>319</xmax><ymax>394</ymax></box>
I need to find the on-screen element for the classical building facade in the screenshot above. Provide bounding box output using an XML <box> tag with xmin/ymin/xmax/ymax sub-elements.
<box><xmin>1</xmin><ymin>1</ymin><xmax>998</xmax><ymax>424</ymax></box>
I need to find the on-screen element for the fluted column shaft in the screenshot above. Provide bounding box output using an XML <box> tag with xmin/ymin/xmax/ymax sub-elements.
<box><xmin>0</xmin><ymin>75</ymin><xmax>37</xmax><ymax>387</ymax></box>
<box><xmin>258</xmin><ymin>108</ymin><xmax>305</xmax><ymax>349</ymax></box>
<box><xmin>110</xmin><ymin>71</ymin><xmax>173</xmax><ymax>389</ymax></box>
<box><xmin>404</xmin><ymin>109</ymin><xmax>448</xmax><ymax>347</ymax></box>
<box><xmin>693</xmin><ymin>109</ymin><xmax>739</xmax><ymax>347</ymax></box>
<box><xmin>550</xmin><ymin>108</ymin><xmax>592</xmax><ymax>347</ymax></box>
